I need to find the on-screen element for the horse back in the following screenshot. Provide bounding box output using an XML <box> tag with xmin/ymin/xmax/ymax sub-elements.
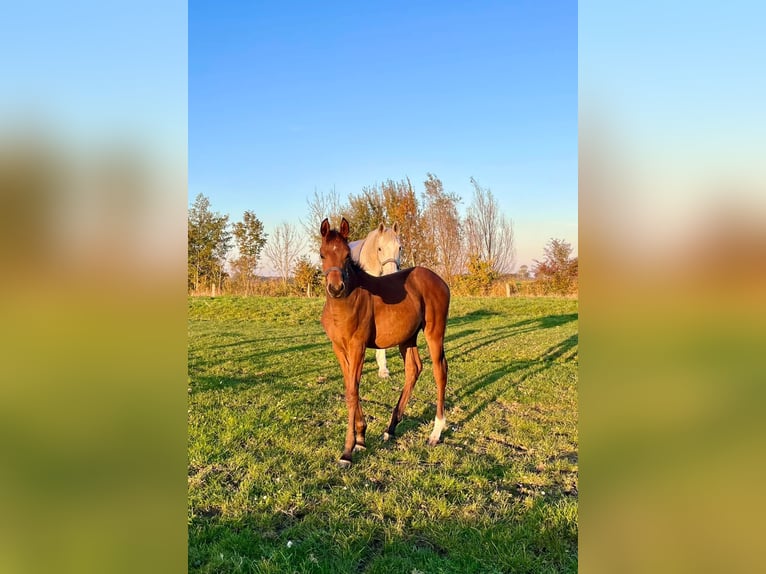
<box><xmin>408</xmin><ymin>266</ymin><xmax>450</xmax><ymax>318</ymax></box>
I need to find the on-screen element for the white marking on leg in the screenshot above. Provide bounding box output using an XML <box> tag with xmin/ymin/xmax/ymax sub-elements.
<box><xmin>428</xmin><ymin>415</ymin><xmax>446</xmax><ymax>446</ymax></box>
<box><xmin>376</xmin><ymin>349</ymin><xmax>389</xmax><ymax>378</ymax></box>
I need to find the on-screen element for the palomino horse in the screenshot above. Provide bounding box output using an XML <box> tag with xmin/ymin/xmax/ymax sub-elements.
<box><xmin>348</xmin><ymin>222</ymin><xmax>402</xmax><ymax>378</ymax></box>
<box><xmin>320</xmin><ymin>217</ymin><xmax>450</xmax><ymax>466</ymax></box>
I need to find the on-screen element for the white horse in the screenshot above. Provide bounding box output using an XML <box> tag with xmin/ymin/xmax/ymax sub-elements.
<box><xmin>348</xmin><ymin>222</ymin><xmax>402</xmax><ymax>378</ymax></box>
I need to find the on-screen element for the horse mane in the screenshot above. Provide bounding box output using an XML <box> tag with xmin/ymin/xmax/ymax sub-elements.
<box><xmin>348</xmin><ymin>255</ymin><xmax>364</xmax><ymax>276</ymax></box>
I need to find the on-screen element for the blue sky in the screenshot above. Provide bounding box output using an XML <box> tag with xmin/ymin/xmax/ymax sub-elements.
<box><xmin>190</xmin><ymin>1</ymin><xmax>577</xmax><ymax>270</ymax></box>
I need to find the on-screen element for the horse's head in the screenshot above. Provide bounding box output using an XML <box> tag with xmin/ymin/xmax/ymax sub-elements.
<box><xmin>320</xmin><ymin>217</ymin><xmax>352</xmax><ymax>298</ymax></box>
<box><xmin>373</xmin><ymin>222</ymin><xmax>402</xmax><ymax>275</ymax></box>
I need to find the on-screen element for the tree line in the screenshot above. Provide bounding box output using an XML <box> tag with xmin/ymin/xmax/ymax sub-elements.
<box><xmin>188</xmin><ymin>173</ymin><xmax>577</xmax><ymax>296</ymax></box>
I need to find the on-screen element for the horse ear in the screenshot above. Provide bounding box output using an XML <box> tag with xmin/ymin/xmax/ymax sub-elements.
<box><xmin>378</xmin><ymin>222</ymin><xmax>385</xmax><ymax>233</ymax></box>
<box><xmin>320</xmin><ymin>218</ymin><xmax>330</xmax><ymax>237</ymax></box>
<box><xmin>340</xmin><ymin>217</ymin><xmax>350</xmax><ymax>239</ymax></box>
<box><xmin>392</xmin><ymin>222</ymin><xmax>399</xmax><ymax>234</ymax></box>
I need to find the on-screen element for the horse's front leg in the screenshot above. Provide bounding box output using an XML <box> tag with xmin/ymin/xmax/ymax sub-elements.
<box><xmin>336</xmin><ymin>343</ymin><xmax>366</xmax><ymax>467</ymax></box>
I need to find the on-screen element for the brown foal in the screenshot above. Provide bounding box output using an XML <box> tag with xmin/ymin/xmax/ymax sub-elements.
<box><xmin>319</xmin><ymin>217</ymin><xmax>450</xmax><ymax>466</ymax></box>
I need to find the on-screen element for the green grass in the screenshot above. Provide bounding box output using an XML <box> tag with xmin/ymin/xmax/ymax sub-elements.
<box><xmin>188</xmin><ymin>296</ymin><xmax>578</xmax><ymax>573</ymax></box>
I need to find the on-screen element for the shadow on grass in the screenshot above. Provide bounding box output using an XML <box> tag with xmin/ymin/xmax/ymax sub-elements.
<box><xmin>444</xmin><ymin>312</ymin><xmax>577</xmax><ymax>358</ymax></box>
<box><xmin>189</xmin><ymin>335</ymin><xmax>328</xmax><ymax>374</ymax></box>
<box><xmin>189</xmin><ymin>336</ymin><xmax>332</xmax><ymax>394</ymax></box>
<box><xmin>447</xmin><ymin>308</ymin><xmax>503</xmax><ymax>325</ymax></box>
<box><xmin>443</xmin><ymin>312</ymin><xmax>578</xmax><ymax>430</ymax></box>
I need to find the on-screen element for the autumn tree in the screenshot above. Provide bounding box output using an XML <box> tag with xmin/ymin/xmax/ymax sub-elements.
<box><xmin>381</xmin><ymin>178</ymin><xmax>425</xmax><ymax>268</ymax></box>
<box><xmin>263</xmin><ymin>221</ymin><xmax>306</xmax><ymax>287</ymax></box>
<box><xmin>302</xmin><ymin>186</ymin><xmax>344</xmax><ymax>251</ymax></box>
<box><xmin>532</xmin><ymin>238</ymin><xmax>578</xmax><ymax>295</ymax></box>
<box><xmin>464</xmin><ymin>177</ymin><xmax>515</xmax><ymax>274</ymax></box>
<box><xmin>342</xmin><ymin>178</ymin><xmax>425</xmax><ymax>268</ymax></box>
<box><xmin>232</xmin><ymin>210</ymin><xmax>267</xmax><ymax>295</ymax></box>
<box><xmin>346</xmin><ymin>186</ymin><xmax>386</xmax><ymax>241</ymax></box>
<box><xmin>463</xmin><ymin>254</ymin><xmax>499</xmax><ymax>295</ymax></box>
<box><xmin>188</xmin><ymin>193</ymin><xmax>231</xmax><ymax>293</ymax></box>
<box><xmin>293</xmin><ymin>256</ymin><xmax>321</xmax><ymax>297</ymax></box>
<box><xmin>421</xmin><ymin>173</ymin><xmax>464</xmax><ymax>283</ymax></box>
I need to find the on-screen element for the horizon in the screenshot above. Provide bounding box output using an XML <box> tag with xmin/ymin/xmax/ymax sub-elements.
<box><xmin>191</xmin><ymin>187</ymin><xmax>569</xmax><ymax>279</ymax></box>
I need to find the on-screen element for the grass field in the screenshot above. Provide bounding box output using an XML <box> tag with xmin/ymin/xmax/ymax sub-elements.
<box><xmin>188</xmin><ymin>295</ymin><xmax>578</xmax><ymax>573</ymax></box>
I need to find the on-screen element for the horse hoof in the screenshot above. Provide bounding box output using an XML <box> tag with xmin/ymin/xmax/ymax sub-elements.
<box><xmin>382</xmin><ymin>432</ymin><xmax>392</xmax><ymax>442</ymax></box>
<box><xmin>378</xmin><ymin>369</ymin><xmax>390</xmax><ymax>379</ymax></box>
<box><xmin>427</xmin><ymin>436</ymin><xmax>441</xmax><ymax>447</ymax></box>
<box><xmin>337</xmin><ymin>458</ymin><xmax>352</xmax><ymax>468</ymax></box>
<box><xmin>353</xmin><ymin>444</ymin><xmax>366</xmax><ymax>452</ymax></box>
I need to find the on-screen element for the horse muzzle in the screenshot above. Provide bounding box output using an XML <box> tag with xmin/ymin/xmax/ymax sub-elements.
<box><xmin>324</xmin><ymin>266</ymin><xmax>347</xmax><ymax>298</ymax></box>
<box><xmin>379</xmin><ymin>258</ymin><xmax>400</xmax><ymax>275</ymax></box>
<box><xmin>327</xmin><ymin>281</ymin><xmax>346</xmax><ymax>298</ymax></box>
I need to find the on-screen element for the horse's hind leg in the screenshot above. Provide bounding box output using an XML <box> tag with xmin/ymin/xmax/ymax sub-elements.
<box><xmin>425</xmin><ymin>329</ymin><xmax>448</xmax><ymax>446</ymax></box>
<box><xmin>383</xmin><ymin>338</ymin><xmax>422</xmax><ymax>441</ymax></box>
<box><xmin>375</xmin><ymin>348</ymin><xmax>389</xmax><ymax>378</ymax></box>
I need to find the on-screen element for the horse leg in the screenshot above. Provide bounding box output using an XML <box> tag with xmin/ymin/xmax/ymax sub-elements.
<box><xmin>375</xmin><ymin>348</ymin><xmax>389</xmax><ymax>378</ymax></box>
<box><xmin>335</xmin><ymin>343</ymin><xmax>366</xmax><ymax>467</ymax></box>
<box><xmin>383</xmin><ymin>338</ymin><xmax>422</xmax><ymax>441</ymax></box>
<box><xmin>425</xmin><ymin>330</ymin><xmax>448</xmax><ymax>446</ymax></box>
<box><xmin>352</xmin><ymin>349</ymin><xmax>368</xmax><ymax>452</ymax></box>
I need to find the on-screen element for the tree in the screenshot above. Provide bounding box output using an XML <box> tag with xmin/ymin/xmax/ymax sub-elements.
<box><xmin>532</xmin><ymin>238</ymin><xmax>578</xmax><ymax>294</ymax></box>
<box><xmin>263</xmin><ymin>221</ymin><xmax>306</xmax><ymax>287</ymax></box>
<box><xmin>421</xmin><ymin>173</ymin><xmax>464</xmax><ymax>284</ymax></box>
<box><xmin>293</xmin><ymin>256</ymin><xmax>321</xmax><ymax>297</ymax></box>
<box><xmin>365</xmin><ymin>178</ymin><xmax>430</xmax><ymax>267</ymax></box>
<box><xmin>463</xmin><ymin>254</ymin><xmax>499</xmax><ymax>295</ymax></box>
<box><xmin>464</xmin><ymin>177</ymin><xmax>515</xmax><ymax>274</ymax></box>
<box><xmin>302</xmin><ymin>186</ymin><xmax>344</xmax><ymax>251</ymax></box>
<box><xmin>343</xmin><ymin>178</ymin><xmax>425</xmax><ymax>268</ymax></box>
<box><xmin>232</xmin><ymin>210</ymin><xmax>267</xmax><ymax>295</ymax></box>
<box><xmin>188</xmin><ymin>193</ymin><xmax>231</xmax><ymax>293</ymax></box>
<box><xmin>346</xmin><ymin>186</ymin><xmax>386</xmax><ymax>241</ymax></box>
<box><xmin>381</xmin><ymin>178</ymin><xmax>426</xmax><ymax>268</ymax></box>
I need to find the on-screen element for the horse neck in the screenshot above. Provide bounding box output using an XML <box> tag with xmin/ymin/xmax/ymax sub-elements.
<box><xmin>346</xmin><ymin>260</ymin><xmax>369</xmax><ymax>292</ymax></box>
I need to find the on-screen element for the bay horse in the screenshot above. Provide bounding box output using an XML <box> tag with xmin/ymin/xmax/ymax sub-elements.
<box><xmin>348</xmin><ymin>222</ymin><xmax>402</xmax><ymax>378</ymax></box>
<box><xmin>320</xmin><ymin>217</ymin><xmax>450</xmax><ymax>467</ymax></box>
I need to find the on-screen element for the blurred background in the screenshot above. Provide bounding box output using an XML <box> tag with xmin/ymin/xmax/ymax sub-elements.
<box><xmin>580</xmin><ymin>1</ymin><xmax>766</xmax><ymax>572</ymax></box>
<box><xmin>0</xmin><ymin>2</ymin><xmax>187</xmax><ymax>573</ymax></box>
